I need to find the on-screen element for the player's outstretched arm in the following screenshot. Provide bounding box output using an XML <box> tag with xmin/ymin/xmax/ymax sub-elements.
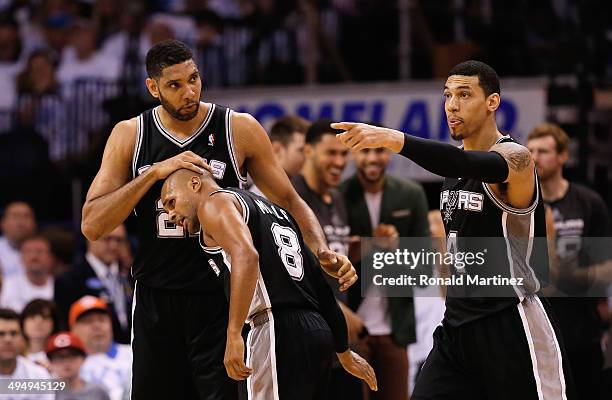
<box><xmin>333</xmin><ymin>122</ymin><xmax>510</xmax><ymax>183</ymax></box>
<box><xmin>81</xmin><ymin>120</ymin><xmax>209</xmax><ymax>241</ymax></box>
<box><xmin>233</xmin><ymin>112</ymin><xmax>357</xmax><ymax>290</ymax></box>
<box><xmin>200</xmin><ymin>195</ymin><xmax>258</xmax><ymax>381</ymax></box>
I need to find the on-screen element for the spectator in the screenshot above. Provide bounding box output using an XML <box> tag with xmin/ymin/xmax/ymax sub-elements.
<box><xmin>250</xmin><ymin>114</ymin><xmax>309</xmax><ymax>196</ymax></box>
<box><xmin>55</xmin><ymin>225</ymin><xmax>133</xmax><ymax>344</ymax></box>
<box><xmin>0</xmin><ymin>308</ymin><xmax>53</xmax><ymax>400</ymax></box>
<box><xmin>0</xmin><ymin>234</ymin><xmax>55</xmax><ymax>312</ymax></box>
<box><xmin>42</xmin><ymin>12</ymin><xmax>73</xmax><ymax>55</ymax></box>
<box><xmin>0</xmin><ymin>201</ymin><xmax>36</xmax><ymax>279</ymax></box>
<box><xmin>194</xmin><ymin>10</ymin><xmax>228</xmax><ymax>89</ymax></box>
<box><xmin>340</xmin><ymin>145</ymin><xmax>430</xmax><ymax>400</ymax></box>
<box><xmin>20</xmin><ymin>299</ymin><xmax>60</xmax><ymax>368</ymax></box>
<box><xmin>57</xmin><ymin>20</ymin><xmax>120</xmax><ymax>91</ymax></box>
<box><xmin>70</xmin><ymin>296</ymin><xmax>131</xmax><ymax>400</ymax></box>
<box><xmin>16</xmin><ymin>49</ymin><xmax>59</xmax><ymax>97</ymax></box>
<box><xmin>291</xmin><ymin>119</ymin><xmax>360</xmax><ymax>399</ymax></box>
<box><xmin>0</xmin><ymin>12</ymin><xmax>24</xmax><ymax>109</ymax></box>
<box><xmin>528</xmin><ymin>122</ymin><xmax>612</xmax><ymax>400</ymax></box>
<box><xmin>47</xmin><ymin>331</ymin><xmax>111</xmax><ymax>400</ymax></box>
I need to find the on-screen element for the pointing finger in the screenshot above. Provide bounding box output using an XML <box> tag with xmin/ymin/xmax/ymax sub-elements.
<box><xmin>331</xmin><ymin>122</ymin><xmax>359</xmax><ymax>130</ymax></box>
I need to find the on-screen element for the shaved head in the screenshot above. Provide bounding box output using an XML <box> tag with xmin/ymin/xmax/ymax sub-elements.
<box><xmin>160</xmin><ymin>169</ymin><xmax>217</xmax><ymax>235</ymax></box>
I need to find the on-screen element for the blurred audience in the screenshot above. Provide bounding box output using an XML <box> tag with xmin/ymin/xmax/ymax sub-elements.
<box><xmin>340</xmin><ymin>144</ymin><xmax>430</xmax><ymax>400</ymax></box>
<box><xmin>250</xmin><ymin>115</ymin><xmax>309</xmax><ymax>196</ymax></box>
<box><xmin>20</xmin><ymin>299</ymin><xmax>60</xmax><ymax>368</ymax></box>
<box><xmin>16</xmin><ymin>49</ymin><xmax>59</xmax><ymax>97</ymax></box>
<box><xmin>528</xmin><ymin>122</ymin><xmax>612</xmax><ymax>399</ymax></box>
<box><xmin>47</xmin><ymin>331</ymin><xmax>111</xmax><ymax>400</ymax></box>
<box><xmin>0</xmin><ymin>308</ymin><xmax>53</xmax><ymax>400</ymax></box>
<box><xmin>55</xmin><ymin>225</ymin><xmax>133</xmax><ymax>344</ymax></box>
<box><xmin>70</xmin><ymin>296</ymin><xmax>132</xmax><ymax>400</ymax></box>
<box><xmin>0</xmin><ymin>201</ymin><xmax>36</xmax><ymax>279</ymax></box>
<box><xmin>0</xmin><ymin>234</ymin><xmax>55</xmax><ymax>312</ymax></box>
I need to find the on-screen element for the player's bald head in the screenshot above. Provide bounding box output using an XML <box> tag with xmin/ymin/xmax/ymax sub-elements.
<box><xmin>162</xmin><ymin>168</ymin><xmax>214</xmax><ymax>196</ymax></box>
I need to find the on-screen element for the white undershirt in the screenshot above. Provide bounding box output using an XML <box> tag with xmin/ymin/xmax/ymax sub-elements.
<box><xmin>0</xmin><ymin>356</ymin><xmax>53</xmax><ymax>400</ymax></box>
<box><xmin>0</xmin><ymin>237</ymin><xmax>25</xmax><ymax>279</ymax></box>
<box><xmin>0</xmin><ymin>274</ymin><xmax>53</xmax><ymax>313</ymax></box>
<box><xmin>357</xmin><ymin>190</ymin><xmax>392</xmax><ymax>336</ymax></box>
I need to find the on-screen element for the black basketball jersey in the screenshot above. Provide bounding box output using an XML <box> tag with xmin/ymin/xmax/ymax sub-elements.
<box><xmin>131</xmin><ymin>103</ymin><xmax>247</xmax><ymax>291</ymax></box>
<box><xmin>199</xmin><ymin>188</ymin><xmax>329</xmax><ymax>321</ymax></box>
<box><xmin>440</xmin><ymin>136</ymin><xmax>549</xmax><ymax>326</ymax></box>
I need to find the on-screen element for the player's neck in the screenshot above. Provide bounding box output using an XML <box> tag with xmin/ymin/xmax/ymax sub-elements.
<box><xmin>462</xmin><ymin>123</ymin><xmax>502</xmax><ymax>151</ymax></box>
<box><xmin>540</xmin><ymin>173</ymin><xmax>568</xmax><ymax>202</ymax></box>
<box><xmin>157</xmin><ymin>102</ymin><xmax>208</xmax><ymax>139</ymax></box>
<box><xmin>0</xmin><ymin>358</ymin><xmax>16</xmax><ymax>375</ymax></box>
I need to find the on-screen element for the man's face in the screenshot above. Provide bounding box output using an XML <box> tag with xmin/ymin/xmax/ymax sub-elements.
<box><xmin>49</xmin><ymin>349</ymin><xmax>84</xmax><ymax>380</ymax></box>
<box><xmin>444</xmin><ymin>75</ymin><xmax>495</xmax><ymax>141</ymax></box>
<box><xmin>72</xmin><ymin>312</ymin><xmax>112</xmax><ymax>354</ymax></box>
<box><xmin>0</xmin><ymin>319</ymin><xmax>21</xmax><ymax>362</ymax></box>
<box><xmin>276</xmin><ymin>132</ymin><xmax>306</xmax><ymax>177</ymax></box>
<box><xmin>161</xmin><ymin>178</ymin><xmax>201</xmax><ymax>235</ymax></box>
<box><xmin>527</xmin><ymin>136</ymin><xmax>566</xmax><ymax>180</ymax></box>
<box><xmin>88</xmin><ymin>225</ymin><xmax>127</xmax><ymax>265</ymax></box>
<box><xmin>150</xmin><ymin>60</ymin><xmax>202</xmax><ymax>122</ymax></box>
<box><xmin>23</xmin><ymin>314</ymin><xmax>54</xmax><ymax>341</ymax></box>
<box><xmin>1</xmin><ymin>202</ymin><xmax>36</xmax><ymax>245</ymax></box>
<box><xmin>354</xmin><ymin>147</ymin><xmax>390</xmax><ymax>184</ymax></box>
<box><xmin>21</xmin><ymin>238</ymin><xmax>54</xmax><ymax>278</ymax></box>
<box><xmin>306</xmin><ymin>134</ymin><xmax>349</xmax><ymax>188</ymax></box>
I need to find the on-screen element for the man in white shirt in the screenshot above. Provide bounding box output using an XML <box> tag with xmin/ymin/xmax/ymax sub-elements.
<box><xmin>0</xmin><ymin>308</ymin><xmax>53</xmax><ymax>400</ymax></box>
<box><xmin>55</xmin><ymin>225</ymin><xmax>132</xmax><ymax>343</ymax></box>
<box><xmin>0</xmin><ymin>235</ymin><xmax>54</xmax><ymax>312</ymax></box>
<box><xmin>0</xmin><ymin>201</ymin><xmax>36</xmax><ymax>279</ymax></box>
<box><xmin>250</xmin><ymin>115</ymin><xmax>308</xmax><ymax>196</ymax></box>
<box><xmin>70</xmin><ymin>296</ymin><xmax>131</xmax><ymax>400</ymax></box>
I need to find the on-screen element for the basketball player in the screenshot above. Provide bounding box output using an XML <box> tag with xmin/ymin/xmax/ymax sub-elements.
<box><xmin>160</xmin><ymin>169</ymin><xmax>377</xmax><ymax>399</ymax></box>
<box><xmin>81</xmin><ymin>40</ymin><xmax>357</xmax><ymax>400</ymax></box>
<box><xmin>333</xmin><ymin>60</ymin><xmax>575</xmax><ymax>399</ymax></box>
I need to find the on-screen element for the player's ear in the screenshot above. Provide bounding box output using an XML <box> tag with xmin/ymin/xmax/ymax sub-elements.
<box><xmin>486</xmin><ymin>93</ymin><xmax>500</xmax><ymax>112</ymax></box>
<box><xmin>190</xmin><ymin>176</ymin><xmax>202</xmax><ymax>192</ymax></box>
<box><xmin>146</xmin><ymin>77</ymin><xmax>159</xmax><ymax>99</ymax></box>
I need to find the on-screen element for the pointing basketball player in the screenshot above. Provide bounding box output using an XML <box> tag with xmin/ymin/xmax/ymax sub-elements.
<box><xmin>333</xmin><ymin>61</ymin><xmax>575</xmax><ymax>399</ymax></box>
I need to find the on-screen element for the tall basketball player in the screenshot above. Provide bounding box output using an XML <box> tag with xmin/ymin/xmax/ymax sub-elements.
<box><xmin>81</xmin><ymin>40</ymin><xmax>357</xmax><ymax>400</ymax></box>
<box><xmin>161</xmin><ymin>169</ymin><xmax>377</xmax><ymax>399</ymax></box>
<box><xmin>333</xmin><ymin>61</ymin><xmax>575</xmax><ymax>399</ymax></box>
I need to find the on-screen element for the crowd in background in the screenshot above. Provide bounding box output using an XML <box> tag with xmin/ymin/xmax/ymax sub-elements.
<box><xmin>0</xmin><ymin>0</ymin><xmax>611</xmax><ymax>399</ymax></box>
<box><xmin>1</xmin><ymin>115</ymin><xmax>611</xmax><ymax>399</ymax></box>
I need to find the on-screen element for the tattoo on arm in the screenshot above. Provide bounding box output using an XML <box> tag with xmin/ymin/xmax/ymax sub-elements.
<box><xmin>491</xmin><ymin>143</ymin><xmax>532</xmax><ymax>172</ymax></box>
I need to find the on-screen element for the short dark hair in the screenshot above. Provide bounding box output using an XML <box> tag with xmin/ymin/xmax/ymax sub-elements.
<box><xmin>447</xmin><ymin>60</ymin><xmax>500</xmax><ymax>97</ymax></box>
<box><xmin>0</xmin><ymin>308</ymin><xmax>20</xmax><ymax>324</ymax></box>
<box><xmin>527</xmin><ymin>122</ymin><xmax>570</xmax><ymax>154</ymax></box>
<box><xmin>270</xmin><ymin>115</ymin><xmax>309</xmax><ymax>146</ymax></box>
<box><xmin>145</xmin><ymin>39</ymin><xmax>194</xmax><ymax>79</ymax></box>
<box><xmin>20</xmin><ymin>300</ymin><xmax>60</xmax><ymax>341</ymax></box>
<box><xmin>305</xmin><ymin>119</ymin><xmax>343</xmax><ymax>145</ymax></box>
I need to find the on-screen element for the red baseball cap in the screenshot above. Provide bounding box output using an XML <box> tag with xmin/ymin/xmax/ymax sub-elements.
<box><xmin>68</xmin><ymin>295</ymin><xmax>109</xmax><ymax>328</ymax></box>
<box><xmin>46</xmin><ymin>332</ymin><xmax>86</xmax><ymax>358</ymax></box>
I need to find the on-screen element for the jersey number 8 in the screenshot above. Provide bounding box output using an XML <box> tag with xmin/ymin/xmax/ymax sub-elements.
<box><xmin>271</xmin><ymin>223</ymin><xmax>304</xmax><ymax>280</ymax></box>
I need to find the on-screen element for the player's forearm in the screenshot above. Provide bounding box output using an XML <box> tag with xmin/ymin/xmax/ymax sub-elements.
<box><xmin>81</xmin><ymin>168</ymin><xmax>160</xmax><ymax>240</ymax></box>
<box><xmin>314</xmin><ymin>268</ymin><xmax>349</xmax><ymax>352</ymax></box>
<box><xmin>227</xmin><ymin>251</ymin><xmax>260</xmax><ymax>336</ymax></box>
<box><xmin>398</xmin><ymin>133</ymin><xmax>509</xmax><ymax>183</ymax></box>
<box><xmin>283</xmin><ymin>195</ymin><xmax>328</xmax><ymax>253</ymax></box>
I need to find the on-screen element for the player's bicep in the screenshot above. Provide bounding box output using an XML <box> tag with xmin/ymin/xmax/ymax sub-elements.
<box><xmin>86</xmin><ymin>119</ymin><xmax>137</xmax><ymax>201</ymax></box>
<box><xmin>490</xmin><ymin>142</ymin><xmax>535</xmax><ymax>207</ymax></box>
<box><xmin>232</xmin><ymin>112</ymin><xmax>295</xmax><ymax>206</ymax></box>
